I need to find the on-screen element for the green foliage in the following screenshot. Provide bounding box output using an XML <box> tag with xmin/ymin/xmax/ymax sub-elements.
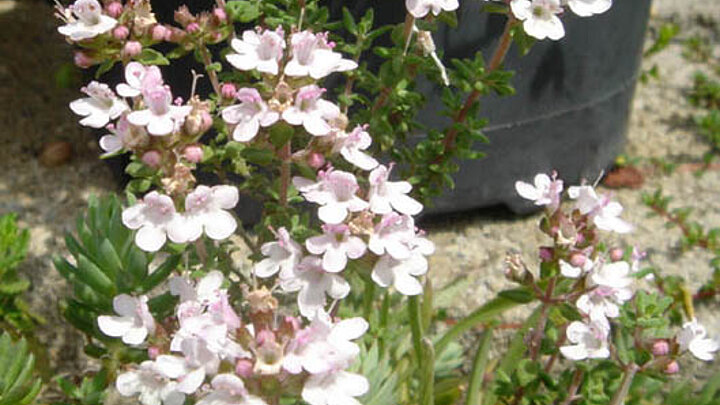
<box><xmin>0</xmin><ymin>213</ymin><xmax>41</xmax><ymax>332</ymax></box>
<box><xmin>53</xmin><ymin>369</ymin><xmax>108</xmax><ymax>405</ymax></box>
<box><xmin>0</xmin><ymin>333</ymin><xmax>42</xmax><ymax>405</ymax></box>
<box><xmin>53</xmin><ymin>195</ymin><xmax>183</xmax><ymax>352</ymax></box>
<box><xmin>683</xmin><ymin>35</ymin><xmax>713</xmax><ymax>63</ymax></box>
<box><xmin>689</xmin><ymin>72</ymin><xmax>720</xmax><ymax>109</ymax></box>
<box><xmin>640</xmin><ymin>23</ymin><xmax>679</xmax><ymax>83</ymax></box>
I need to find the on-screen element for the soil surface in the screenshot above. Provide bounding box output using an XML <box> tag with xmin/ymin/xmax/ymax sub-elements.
<box><xmin>1</xmin><ymin>0</ymin><xmax>719</xmax><ymax>402</ymax></box>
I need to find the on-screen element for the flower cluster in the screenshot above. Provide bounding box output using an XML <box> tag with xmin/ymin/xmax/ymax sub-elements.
<box><xmin>101</xmin><ymin>271</ymin><xmax>368</xmax><ymax>405</ymax></box>
<box><xmin>515</xmin><ymin>173</ymin><xmax>719</xmax><ymax>365</ymax></box>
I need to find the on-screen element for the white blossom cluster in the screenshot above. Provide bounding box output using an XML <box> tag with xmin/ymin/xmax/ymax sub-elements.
<box><xmin>508</xmin><ymin>0</ymin><xmax>612</xmax><ymax>41</ymax></box>
<box><xmin>516</xmin><ymin>173</ymin><xmax>719</xmax><ymax>363</ymax></box>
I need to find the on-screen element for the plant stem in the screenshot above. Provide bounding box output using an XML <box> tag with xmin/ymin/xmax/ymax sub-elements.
<box><xmin>279</xmin><ymin>142</ymin><xmax>291</xmax><ymax>207</ymax></box>
<box><xmin>437</xmin><ymin>14</ymin><xmax>515</xmax><ymax>160</ymax></box>
<box><xmin>362</xmin><ymin>279</ymin><xmax>375</xmax><ymax>321</ymax></box>
<box><xmin>420</xmin><ymin>338</ymin><xmax>435</xmax><ymax>405</ymax></box>
<box><xmin>466</xmin><ymin>327</ymin><xmax>494</xmax><ymax>405</ymax></box>
<box><xmin>199</xmin><ymin>45</ymin><xmax>222</xmax><ymax>97</ymax></box>
<box><xmin>559</xmin><ymin>369</ymin><xmax>584</xmax><ymax>405</ymax></box>
<box><xmin>408</xmin><ymin>295</ymin><xmax>425</xmax><ymax>366</ymax></box>
<box><xmin>609</xmin><ymin>363</ymin><xmax>638</xmax><ymax>405</ymax></box>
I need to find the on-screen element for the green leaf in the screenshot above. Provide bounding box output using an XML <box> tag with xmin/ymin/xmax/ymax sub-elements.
<box><xmin>76</xmin><ymin>254</ymin><xmax>115</xmax><ymax>297</ymax></box>
<box><xmin>466</xmin><ymin>327</ymin><xmax>493</xmax><ymax>405</ymax></box>
<box><xmin>498</xmin><ymin>287</ymin><xmax>534</xmax><ymax>303</ymax></box>
<box><xmin>141</xmin><ymin>254</ymin><xmax>181</xmax><ymax>292</ymax></box>
<box><xmin>241</xmin><ymin>147</ymin><xmax>274</xmax><ymax>166</ymax></box>
<box><xmin>268</xmin><ymin>122</ymin><xmax>294</xmax><ymax>148</ymax></box>
<box><xmin>226</xmin><ymin>1</ymin><xmax>261</xmax><ymax>23</ymax></box>
<box><xmin>0</xmin><ymin>334</ymin><xmax>41</xmax><ymax>405</ymax></box>
<box><xmin>435</xmin><ymin>294</ymin><xmax>523</xmax><ymax>354</ymax></box>
<box><xmin>342</xmin><ymin>7</ymin><xmax>357</xmax><ymax>35</ymax></box>
<box><xmin>136</xmin><ymin>48</ymin><xmax>170</xmax><ymax>66</ymax></box>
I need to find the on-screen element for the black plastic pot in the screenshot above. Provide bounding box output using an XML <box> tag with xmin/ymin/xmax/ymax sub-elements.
<box><xmin>333</xmin><ymin>0</ymin><xmax>651</xmax><ymax>215</ymax></box>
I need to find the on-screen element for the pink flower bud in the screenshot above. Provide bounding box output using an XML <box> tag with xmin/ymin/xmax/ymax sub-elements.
<box><xmin>575</xmin><ymin>233</ymin><xmax>586</xmax><ymax>244</ymax></box>
<box><xmin>284</xmin><ymin>316</ymin><xmax>301</xmax><ymax>332</ymax></box>
<box><xmin>569</xmin><ymin>253</ymin><xmax>586</xmax><ymax>268</ymax></box>
<box><xmin>256</xmin><ymin>330</ymin><xmax>276</xmax><ymax>346</ymax></box>
<box><xmin>221</xmin><ymin>83</ymin><xmax>237</xmax><ymax>99</ymax></box>
<box><xmin>200</xmin><ymin>111</ymin><xmax>213</xmax><ymax>133</ymax></box>
<box><xmin>235</xmin><ymin>359</ymin><xmax>253</xmax><ymax>378</ymax></box>
<box><xmin>307</xmin><ymin>152</ymin><xmax>325</xmax><ymax>169</ymax></box>
<box><xmin>112</xmin><ymin>25</ymin><xmax>129</xmax><ymax>40</ymax></box>
<box><xmin>141</xmin><ymin>150</ymin><xmax>162</xmax><ymax>168</ymax></box>
<box><xmin>123</xmin><ymin>41</ymin><xmax>142</xmax><ymax>58</ymax></box>
<box><xmin>609</xmin><ymin>248</ymin><xmax>624</xmax><ymax>262</ymax></box>
<box><xmin>664</xmin><ymin>361</ymin><xmax>679</xmax><ymax>374</ymax></box>
<box><xmin>151</xmin><ymin>25</ymin><xmax>169</xmax><ymax>41</ymax></box>
<box><xmin>73</xmin><ymin>51</ymin><xmax>94</xmax><ymax>69</ymax></box>
<box><xmin>183</xmin><ymin>145</ymin><xmax>204</xmax><ymax>163</ymax></box>
<box><xmin>213</xmin><ymin>7</ymin><xmax>227</xmax><ymax>22</ymax></box>
<box><xmin>652</xmin><ymin>340</ymin><xmax>670</xmax><ymax>356</ymax></box>
<box><xmin>106</xmin><ymin>1</ymin><xmax>123</xmax><ymax>18</ymax></box>
<box><xmin>538</xmin><ymin>247</ymin><xmax>553</xmax><ymax>262</ymax></box>
<box><xmin>167</xmin><ymin>28</ymin><xmax>187</xmax><ymax>42</ymax></box>
<box><xmin>147</xmin><ymin>346</ymin><xmax>160</xmax><ymax>360</ymax></box>
<box><xmin>186</xmin><ymin>22</ymin><xmax>201</xmax><ymax>34</ymax></box>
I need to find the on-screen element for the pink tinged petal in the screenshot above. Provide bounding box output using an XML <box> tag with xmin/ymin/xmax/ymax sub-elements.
<box><xmin>560</xmin><ymin>344</ymin><xmax>588</xmax><ymax>361</ymax></box>
<box><xmin>342</xmin><ymin>149</ymin><xmax>378</xmax><ymax>170</ymax></box>
<box><xmin>147</xmin><ymin>115</ymin><xmax>175</xmax><ymax>136</ymax></box>
<box><xmin>298</xmin><ymin>282</ymin><xmax>327</xmax><ymax>318</ymax></box>
<box><xmin>233</xmin><ymin>118</ymin><xmax>260</xmax><ymax>142</ymax></box>
<box><xmin>97</xmin><ymin>315</ymin><xmax>132</xmax><ymax>337</ymax></box>
<box><xmin>260</xmin><ymin>111</ymin><xmax>280</xmax><ymax>127</ymax></box>
<box><xmin>281</xmin><ymin>108</ymin><xmax>304</xmax><ymax>125</ymax></box>
<box><xmin>515</xmin><ymin>181</ymin><xmax>541</xmax><ymax>201</ymax></box>
<box><xmin>565</xmin><ymin>321</ymin><xmax>590</xmax><ymax>344</ymax></box>
<box><xmin>127</xmin><ymin>109</ymin><xmax>153</xmax><ymax>126</ymax></box>
<box><xmin>203</xmin><ymin>210</ymin><xmax>237</xmax><ymax>240</ymax></box>
<box><xmin>331</xmin><ymin>318</ymin><xmax>368</xmax><ymax>341</ymax></box>
<box><xmin>327</xmin><ymin>275</ymin><xmax>350</xmax><ymax>299</ymax></box>
<box><xmin>255</xmin><ymin>257</ymin><xmax>281</xmax><ymax>278</ymax></box>
<box><xmin>391</xmin><ymin>193</ymin><xmax>423</xmax><ymax>215</ymax></box>
<box><xmin>212</xmin><ymin>186</ymin><xmax>240</xmax><ymax>209</ymax></box>
<box><xmin>256</xmin><ymin>59</ymin><xmax>280</xmax><ymax>75</ymax></box>
<box><xmin>283</xmin><ymin>353</ymin><xmax>303</xmax><ymax>374</ymax></box>
<box><xmin>283</xmin><ymin>60</ymin><xmax>307</xmax><ymax>77</ymax></box>
<box><xmin>78</xmin><ymin>110</ymin><xmax>111</xmax><ymax>128</ymax></box>
<box><xmin>560</xmin><ymin>260</ymin><xmax>582</xmax><ymax>278</ymax></box>
<box><xmin>116</xmin><ymin>371</ymin><xmax>141</xmax><ymax>396</ymax></box>
<box><xmin>156</xmin><ymin>355</ymin><xmax>188</xmax><ymax>379</ymax></box>
<box><xmin>371</xmin><ymin>257</ymin><xmax>394</xmax><ymax>288</ymax></box>
<box><xmin>135</xmin><ymin>225</ymin><xmax>167</xmax><ymax>252</ymax></box>
<box><xmin>322</xmin><ymin>246</ymin><xmax>348</xmax><ymax>273</ymax></box>
<box><xmin>113</xmin><ymin>294</ymin><xmax>137</xmax><ymax>315</ymax></box>
<box><xmin>306</xmin><ymin>235</ymin><xmax>332</xmax><ymax>255</ymax></box>
<box><xmin>302</xmin><ymin>377</ymin><xmax>329</xmax><ymax>405</ymax></box>
<box><xmin>177</xmin><ymin>367</ymin><xmax>206</xmax><ymax>394</ymax></box>
<box><xmin>122</xmin><ymin>204</ymin><xmax>145</xmax><ymax>230</ymax></box>
<box><xmin>690</xmin><ymin>339</ymin><xmax>719</xmax><ymax>361</ymax></box>
<box><xmin>345</xmin><ymin>237</ymin><xmax>367</xmax><ymax>259</ymax></box>
<box><xmin>589</xmin><ymin>347</ymin><xmax>610</xmax><ymax>359</ymax></box>
<box><xmin>385</xmin><ymin>240</ymin><xmax>411</xmax><ymax>260</ymax></box>
<box><xmin>226</xmin><ymin>53</ymin><xmax>259</xmax><ymax>71</ymax></box>
<box><xmin>122</xmin><ymin>326</ymin><xmax>149</xmax><ymax>345</ymax></box>
<box><xmin>318</xmin><ymin>204</ymin><xmax>348</xmax><ymax>225</ymax></box>
<box><xmin>394</xmin><ymin>271</ymin><xmax>423</xmax><ymax>295</ymax></box>
<box><xmin>303</xmin><ymin>115</ymin><xmax>332</xmax><ymax>136</ymax></box>
<box><xmin>167</xmin><ymin>215</ymin><xmax>201</xmax><ymax>244</ymax></box>
<box><xmin>334</xmin><ymin>371</ymin><xmax>369</xmax><ymax>397</ymax></box>
<box><xmin>99</xmin><ymin>134</ymin><xmax>122</xmax><ymax>153</ymax></box>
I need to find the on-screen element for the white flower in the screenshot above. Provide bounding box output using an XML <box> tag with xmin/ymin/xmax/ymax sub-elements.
<box><xmin>221</xmin><ymin>88</ymin><xmax>279</xmax><ymax>142</ymax></box>
<box><xmin>514</xmin><ymin>172</ymin><xmax>564</xmax><ymax>209</ymax></box>
<box><xmin>510</xmin><ymin>0</ymin><xmax>565</xmax><ymax>41</ymax></box>
<box><xmin>368</xmin><ymin>213</ymin><xmax>416</xmax><ymax>260</ymax></box>
<box><xmin>405</xmin><ymin>0</ymin><xmax>459</xmax><ymax>18</ymax></box>
<box><xmin>280</xmin><ymin>256</ymin><xmax>351</xmax><ymax>318</ymax></box>
<box><xmin>678</xmin><ymin>318</ymin><xmax>719</xmax><ymax>361</ymax></box>
<box><xmin>293</xmin><ymin>169</ymin><xmax>369</xmax><ymax>224</ymax></box>
<box><xmin>559</xmin><ymin>257</ymin><xmax>593</xmax><ymax>278</ymax></box>
<box><xmin>57</xmin><ymin>0</ymin><xmax>117</xmax><ymax>41</ymax></box>
<box><xmin>70</xmin><ymin>81</ymin><xmax>128</xmax><ymax>128</ymax></box>
<box><xmin>576</xmin><ymin>261</ymin><xmax>633</xmax><ymax>325</ymax></box>
<box><xmin>568</xmin><ymin>185</ymin><xmax>633</xmax><ymax>233</ymax></box>
<box><xmin>116</xmin><ymin>361</ymin><xmax>185</xmax><ymax>405</ymax></box>
<box><xmin>254</xmin><ymin>227</ymin><xmax>303</xmax><ymax>279</ymax></box>
<box><xmin>306</xmin><ymin>224</ymin><xmax>367</xmax><ymax>273</ymax></box>
<box><xmin>98</xmin><ymin>294</ymin><xmax>155</xmax><ymax>345</ymax></box>
<box><xmin>368</xmin><ymin>164</ymin><xmax>423</xmax><ymax>216</ymax></box>
<box><xmin>99</xmin><ymin>115</ymin><xmax>149</xmax><ymax>155</ymax></box>
<box><xmin>127</xmin><ymin>85</ymin><xmax>192</xmax><ymax>136</ymax></box>
<box><xmin>156</xmin><ymin>338</ymin><xmax>221</xmax><ymax>394</ymax></box>
<box><xmin>284</xmin><ymin>310</ymin><xmax>368</xmax><ymax>375</ymax></box>
<box><xmin>170</xmin><ymin>185</ymin><xmax>239</xmax><ymax>242</ymax></box>
<box><xmin>197</xmin><ymin>374</ymin><xmax>268</xmax><ymax>405</ymax></box>
<box><xmin>117</xmin><ymin>62</ymin><xmax>164</xmax><ymax>98</ymax></box>
<box><xmin>282</xmin><ymin>85</ymin><xmax>341</xmax><ymax>136</ymax></box>
<box><xmin>332</xmin><ymin>125</ymin><xmax>379</xmax><ymax>171</ymax></box>
<box><xmin>559</xmin><ymin>320</ymin><xmax>610</xmax><ymax>361</ymax></box>
<box><xmin>302</xmin><ymin>371</ymin><xmax>369</xmax><ymax>405</ymax></box>
<box><xmin>565</xmin><ymin>0</ymin><xmax>612</xmax><ymax>17</ymax></box>
<box><xmin>372</xmin><ymin>235</ymin><xmax>434</xmax><ymax>295</ymax></box>
<box><xmin>227</xmin><ymin>28</ymin><xmax>285</xmax><ymax>75</ymax></box>
<box><xmin>122</xmin><ymin>191</ymin><xmax>186</xmax><ymax>252</ymax></box>
<box><xmin>285</xmin><ymin>31</ymin><xmax>357</xmax><ymax>79</ymax></box>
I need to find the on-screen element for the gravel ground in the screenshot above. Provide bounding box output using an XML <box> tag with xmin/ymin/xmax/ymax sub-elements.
<box><xmin>1</xmin><ymin>0</ymin><xmax>719</xmax><ymax>400</ymax></box>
